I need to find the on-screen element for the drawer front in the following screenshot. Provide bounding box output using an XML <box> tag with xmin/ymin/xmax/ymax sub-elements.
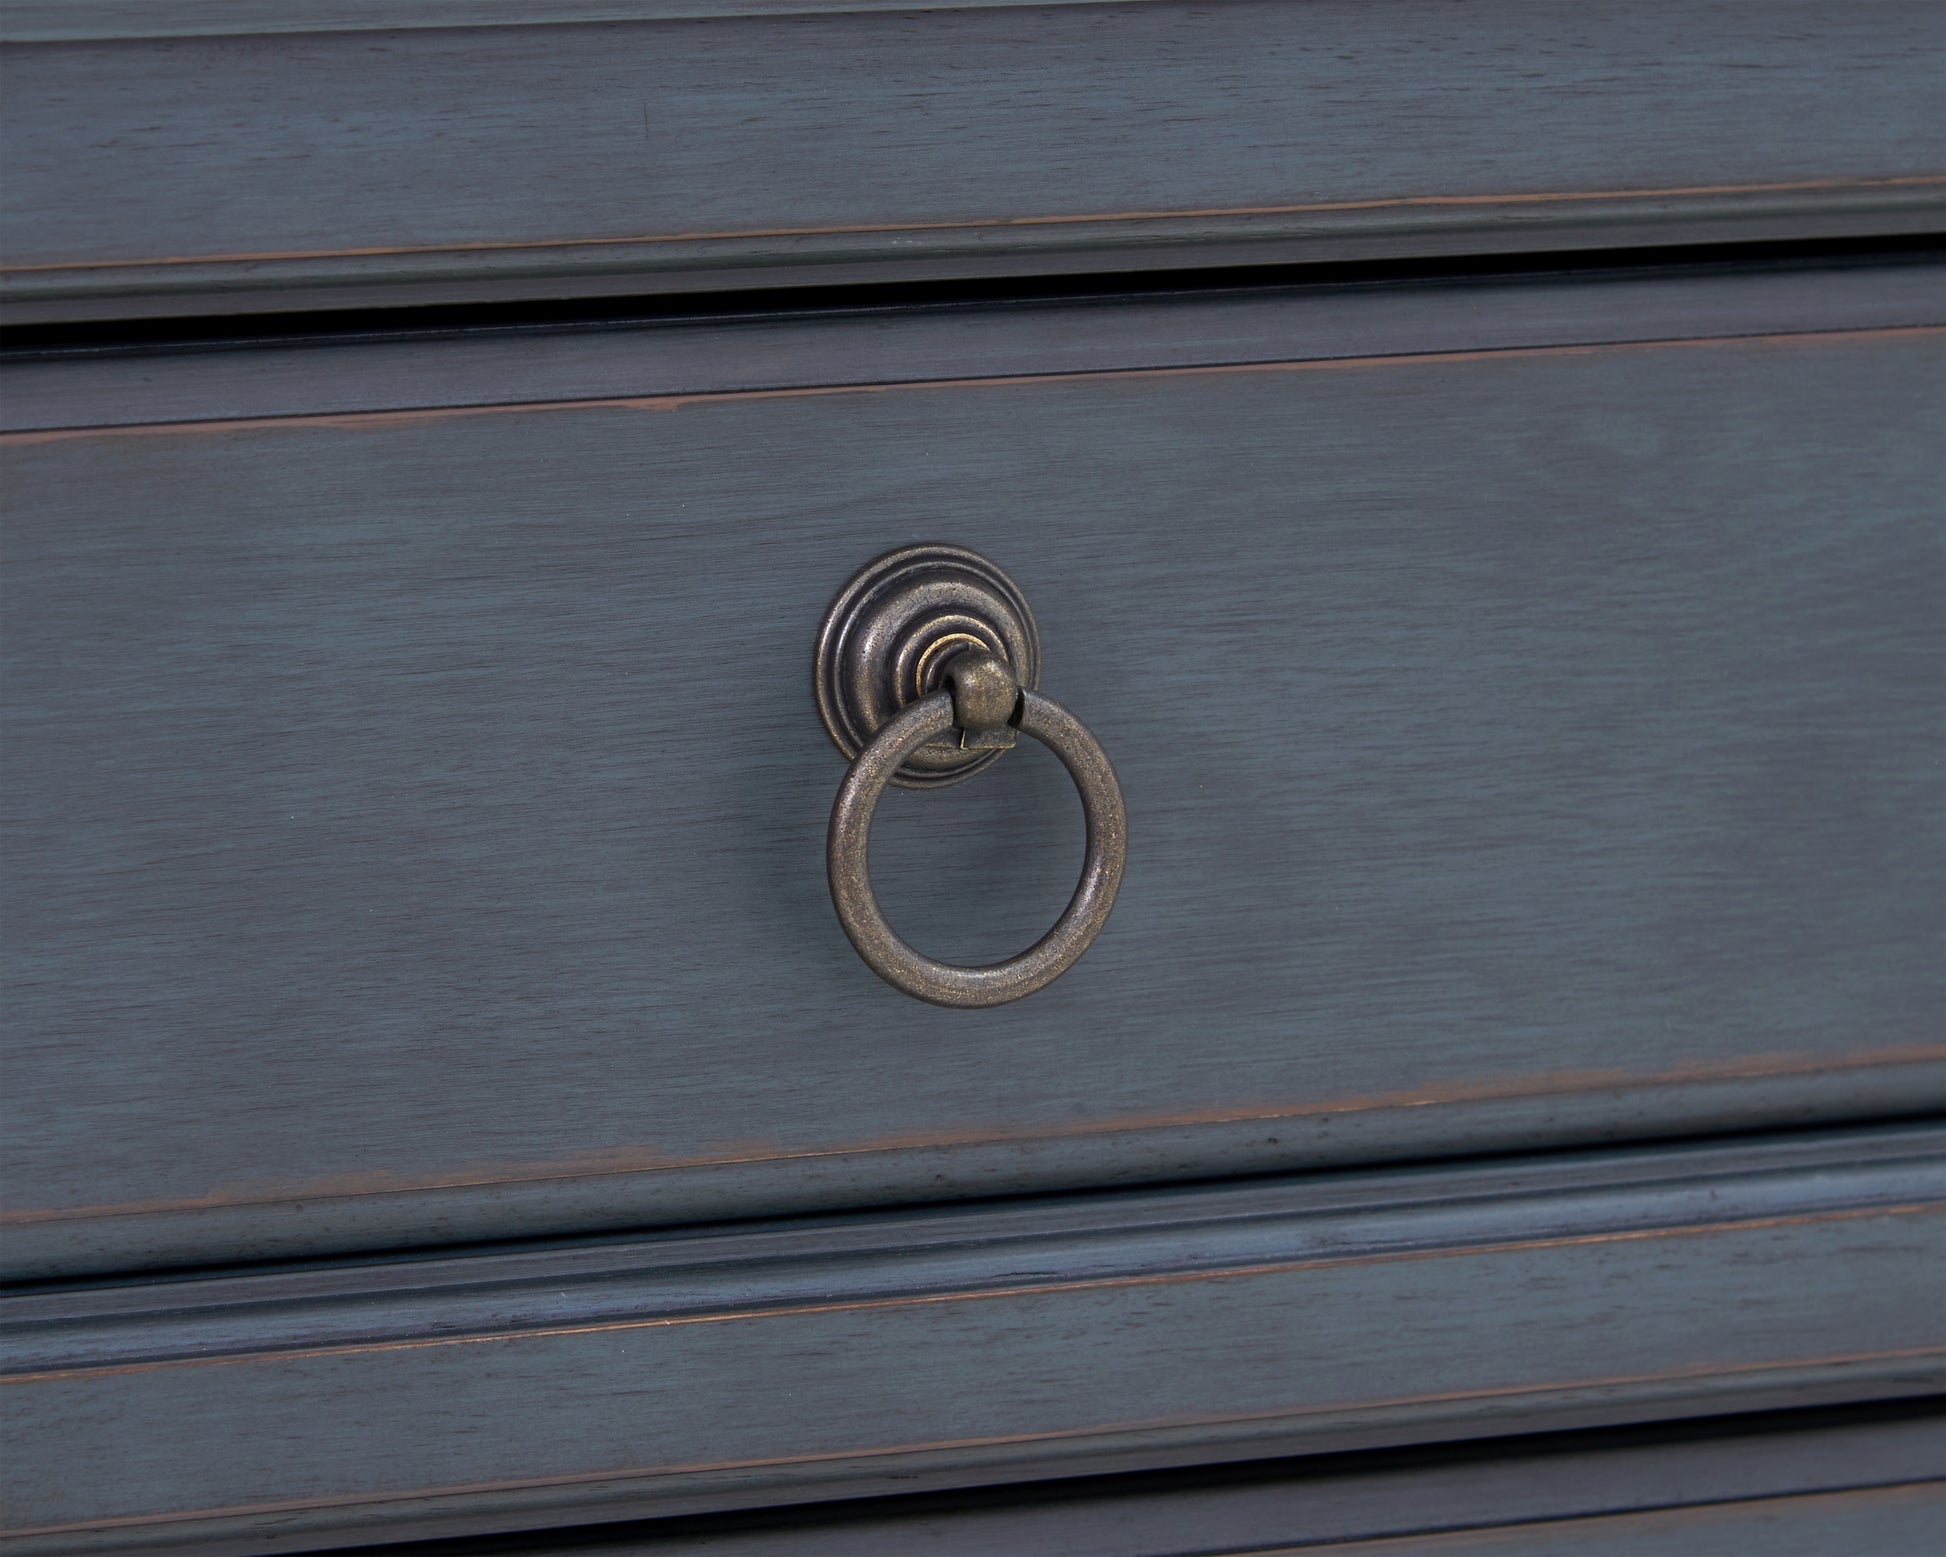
<box><xmin>3</xmin><ymin>0</ymin><xmax>1942</xmax><ymax>319</ymax></box>
<box><xmin>4</xmin><ymin>305</ymin><xmax>1940</xmax><ymax>1276</ymax></box>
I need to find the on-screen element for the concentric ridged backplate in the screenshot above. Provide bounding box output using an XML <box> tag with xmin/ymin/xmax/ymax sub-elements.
<box><xmin>814</xmin><ymin>545</ymin><xmax>1041</xmax><ymax>789</ymax></box>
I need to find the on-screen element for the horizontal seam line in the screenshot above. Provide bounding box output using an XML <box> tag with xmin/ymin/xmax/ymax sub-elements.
<box><xmin>4</xmin><ymin>175</ymin><xmax>1942</xmax><ymax>273</ymax></box>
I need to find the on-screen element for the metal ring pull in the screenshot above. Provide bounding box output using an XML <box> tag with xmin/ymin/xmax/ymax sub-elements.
<box><xmin>815</xmin><ymin>547</ymin><xmax>1127</xmax><ymax>1007</ymax></box>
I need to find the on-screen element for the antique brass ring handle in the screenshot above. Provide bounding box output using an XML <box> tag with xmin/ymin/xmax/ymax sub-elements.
<box><xmin>816</xmin><ymin>546</ymin><xmax>1127</xmax><ymax>1007</ymax></box>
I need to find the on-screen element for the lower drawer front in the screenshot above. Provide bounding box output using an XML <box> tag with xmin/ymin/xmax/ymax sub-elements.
<box><xmin>3</xmin><ymin>318</ymin><xmax>1942</xmax><ymax>1277</ymax></box>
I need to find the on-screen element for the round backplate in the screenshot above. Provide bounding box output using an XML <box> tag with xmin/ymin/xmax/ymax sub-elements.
<box><xmin>815</xmin><ymin>545</ymin><xmax>1042</xmax><ymax>789</ymax></box>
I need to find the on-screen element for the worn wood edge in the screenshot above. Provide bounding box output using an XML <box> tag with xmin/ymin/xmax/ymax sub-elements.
<box><xmin>7</xmin><ymin>1357</ymin><xmax>1942</xmax><ymax>1555</ymax></box>
<box><xmin>11</xmin><ymin>260</ymin><xmax>1941</xmax><ymax>435</ymax></box>
<box><xmin>0</xmin><ymin>0</ymin><xmax>1154</xmax><ymax>41</ymax></box>
<box><xmin>4</xmin><ymin>181</ymin><xmax>1939</xmax><ymax>324</ymax></box>
<box><xmin>4</xmin><ymin>1053</ymin><xmax>1941</xmax><ymax>1281</ymax></box>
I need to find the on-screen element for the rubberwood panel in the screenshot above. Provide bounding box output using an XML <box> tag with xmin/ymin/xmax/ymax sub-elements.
<box><xmin>3</xmin><ymin>326</ymin><xmax>1943</xmax><ymax>1276</ymax></box>
<box><xmin>4</xmin><ymin>1129</ymin><xmax>1942</xmax><ymax>1554</ymax></box>
<box><xmin>4</xmin><ymin>0</ymin><xmax>1942</xmax><ymax>319</ymax></box>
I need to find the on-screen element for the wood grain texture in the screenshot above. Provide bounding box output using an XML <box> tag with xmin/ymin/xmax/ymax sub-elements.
<box><xmin>3</xmin><ymin>1130</ymin><xmax>1941</xmax><ymax>1554</ymax></box>
<box><xmin>3</xmin><ymin>326</ymin><xmax>1942</xmax><ymax>1277</ymax></box>
<box><xmin>3</xmin><ymin>1</ymin><xmax>1942</xmax><ymax>318</ymax></box>
<box><xmin>10</xmin><ymin>259</ymin><xmax>1942</xmax><ymax>435</ymax></box>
